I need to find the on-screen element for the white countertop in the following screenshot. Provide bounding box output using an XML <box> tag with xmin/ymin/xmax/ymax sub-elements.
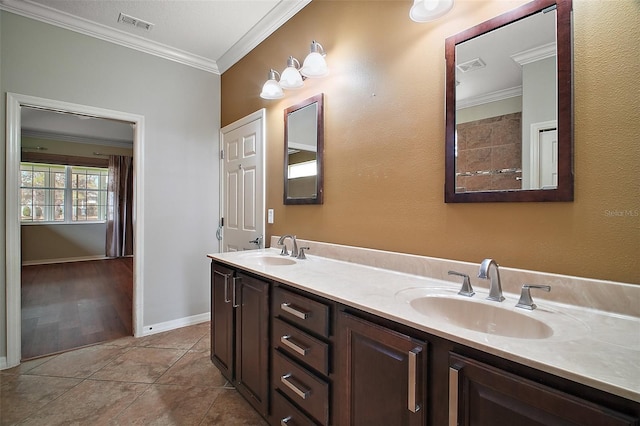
<box><xmin>207</xmin><ymin>246</ymin><xmax>640</xmax><ymax>403</ymax></box>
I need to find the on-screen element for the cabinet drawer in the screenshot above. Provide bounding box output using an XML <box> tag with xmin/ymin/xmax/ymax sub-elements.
<box><xmin>273</xmin><ymin>350</ymin><xmax>329</xmax><ymax>426</ymax></box>
<box><xmin>272</xmin><ymin>390</ymin><xmax>317</xmax><ymax>426</ymax></box>
<box><xmin>274</xmin><ymin>287</ymin><xmax>330</xmax><ymax>338</ymax></box>
<box><xmin>273</xmin><ymin>318</ymin><xmax>329</xmax><ymax>375</ymax></box>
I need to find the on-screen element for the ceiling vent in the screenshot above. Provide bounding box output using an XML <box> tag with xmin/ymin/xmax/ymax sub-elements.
<box><xmin>456</xmin><ymin>57</ymin><xmax>486</xmax><ymax>73</ymax></box>
<box><xmin>118</xmin><ymin>12</ymin><xmax>154</xmax><ymax>31</ymax></box>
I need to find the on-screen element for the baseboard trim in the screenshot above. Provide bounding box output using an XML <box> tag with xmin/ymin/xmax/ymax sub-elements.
<box><xmin>141</xmin><ymin>312</ymin><xmax>211</xmax><ymax>337</ymax></box>
<box><xmin>22</xmin><ymin>255</ymin><xmax>110</xmax><ymax>266</ymax></box>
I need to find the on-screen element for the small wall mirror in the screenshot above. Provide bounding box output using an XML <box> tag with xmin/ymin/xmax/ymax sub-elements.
<box><xmin>445</xmin><ymin>0</ymin><xmax>573</xmax><ymax>202</ymax></box>
<box><xmin>284</xmin><ymin>93</ymin><xmax>324</xmax><ymax>205</ymax></box>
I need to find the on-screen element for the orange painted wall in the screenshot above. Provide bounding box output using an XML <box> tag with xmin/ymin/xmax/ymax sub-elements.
<box><xmin>221</xmin><ymin>0</ymin><xmax>640</xmax><ymax>284</ymax></box>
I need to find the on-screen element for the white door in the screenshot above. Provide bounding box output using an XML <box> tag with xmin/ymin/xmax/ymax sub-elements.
<box><xmin>220</xmin><ymin>110</ymin><xmax>265</xmax><ymax>252</ymax></box>
<box><xmin>528</xmin><ymin>121</ymin><xmax>557</xmax><ymax>190</ymax></box>
<box><xmin>539</xmin><ymin>129</ymin><xmax>558</xmax><ymax>189</ymax></box>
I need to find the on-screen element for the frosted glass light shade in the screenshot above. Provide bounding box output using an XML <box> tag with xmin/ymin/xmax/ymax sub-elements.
<box><xmin>410</xmin><ymin>0</ymin><xmax>454</xmax><ymax>22</ymax></box>
<box><xmin>300</xmin><ymin>41</ymin><xmax>328</xmax><ymax>78</ymax></box>
<box><xmin>280</xmin><ymin>56</ymin><xmax>304</xmax><ymax>90</ymax></box>
<box><xmin>260</xmin><ymin>70</ymin><xmax>284</xmax><ymax>100</ymax></box>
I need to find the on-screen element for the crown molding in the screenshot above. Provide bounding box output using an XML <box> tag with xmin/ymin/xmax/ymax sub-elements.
<box><xmin>0</xmin><ymin>0</ymin><xmax>220</xmax><ymax>73</ymax></box>
<box><xmin>511</xmin><ymin>42</ymin><xmax>557</xmax><ymax>66</ymax></box>
<box><xmin>1</xmin><ymin>0</ymin><xmax>309</xmax><ymax>74</ymax></box>
<box><xmin>216</xmin><ymin>0</ymin><xmax>312</xmax><ymax>74</ymax></box>
<box><xmin>457</xmin><ymin>86</ymin><xmax>522</xmax><ymax>110</ymax></box>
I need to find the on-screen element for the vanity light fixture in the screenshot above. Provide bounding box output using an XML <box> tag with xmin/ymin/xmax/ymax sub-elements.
<box><xmin>260</xmin><ymin>40</ymin><xmax>328</xmax><ymax>100</ymax></box>
<box><xmin>409</xmin><ymin>0</ymin><xmax>454</xmax><ymax>22</ymax></box>
<box><xmin>300</xmin><ymin>41</ymin><xmax>328</xmax><ymax>78</ymax></box>
<box><xmin>259</xmin><ymin>69</ymin><xmax>284</xmax><ymax>100</ymax></box>
<box><xmin>279</xmin><ymin>56</ymin><xmax>304</xmax><ymax>90</ymax></box>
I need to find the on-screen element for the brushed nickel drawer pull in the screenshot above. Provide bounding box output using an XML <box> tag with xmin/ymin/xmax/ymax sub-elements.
<box><xmin>449</xmin><ymin>366</ymin><xmax>461</xmax><ymax>426</ymax></box>
<box><xmin>408</xmin><ymin>347</ymin><xmax>422</xmax><ymax>413</ymax></box>
<box><xmin>232</xmin><ymin>277</ymin><xmax>240</xmax><ymax>308</ymax></box>
<box><xmin>280</xmin><ymin>302</ymin><xmax>309</xmax><ymax>320</ymax></box>
<box><xmin>214</xmin><ymin>271</ymin><xmax>231</xmax><ymax>303</ymax></box>
<box><xmin>281</xmin><ymin>373</ymin><xmax>310</xmax><ymax>400</ymax></box>
<box><xmin>281</xmin><ymin>335</ymin><xmax>309</xmax><ymax>356</ymax></box>
<box><xmin>280</xmin><ymin>416</ymin><xmax>292</xmax><ymax>426</ymax></box>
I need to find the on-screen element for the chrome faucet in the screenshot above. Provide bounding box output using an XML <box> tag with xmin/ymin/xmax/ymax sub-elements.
<box><xmin>277</xmin><ymin>235</ymin><xmax>298</xmax><ymax>257</ymax></box>
<box><xmin>478</xmin><ymin>258</ymin><xmax>505</xmax><ymax>302</ymax></box>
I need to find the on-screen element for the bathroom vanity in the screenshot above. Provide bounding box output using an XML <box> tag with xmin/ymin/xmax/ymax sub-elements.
<box><xmin>208</xmin><ymin>239</ymin><xmax>639</xmax><ymax>425</ymax></box>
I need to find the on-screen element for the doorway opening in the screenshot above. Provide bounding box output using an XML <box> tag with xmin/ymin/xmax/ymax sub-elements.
<box><xmin>5</xmin><ymin>93</ymin><xmax>145</xmax><ymax>368</ymax></box>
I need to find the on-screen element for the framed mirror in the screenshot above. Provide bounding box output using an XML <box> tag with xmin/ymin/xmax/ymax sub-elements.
<box><xmin>445</xmin><ymin>0</ymin><xmax>573</xmax><ymax>202</ymax></box>
<box><xmin>284</xmin><ymin>93</ymin><xmax>324</xmax><ymax>205</ymax></box>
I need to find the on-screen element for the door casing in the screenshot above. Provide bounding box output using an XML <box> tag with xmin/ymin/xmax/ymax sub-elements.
<box><xmin>4</xmin><ymin>93</ymin><xmax>145</xmax><ymax>368</ymax></box>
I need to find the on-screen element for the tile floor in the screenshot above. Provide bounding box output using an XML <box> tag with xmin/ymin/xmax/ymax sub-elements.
<box><xmin>0</xmin><ymin>323</ymin><xmax>268</xmax><ymax>425</ymax></box>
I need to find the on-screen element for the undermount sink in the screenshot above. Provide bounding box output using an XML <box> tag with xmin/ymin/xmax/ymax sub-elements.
<box><xmin>409</xmin><ymin>295</ymin><xmax>554</xmax><ymax>339</ymax></box>
<box><xmin>239</xmin><ymin>252</ymin><xmax>297</xmax><ymax>266</ymax></box>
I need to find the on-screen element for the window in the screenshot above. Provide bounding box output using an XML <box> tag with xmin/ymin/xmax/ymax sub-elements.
<box><xmin>20</xmin><ymin>162</ymin><xmax>109</xmax><ymax>223</ymax></box>
<box><xmin>288</xmin><ymin>160</ymin><xmax>317</xmax><ymax>179</ymax></box>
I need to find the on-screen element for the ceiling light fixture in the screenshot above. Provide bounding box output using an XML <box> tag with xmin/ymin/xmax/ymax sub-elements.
<box><xmin>409</xmin><ymin>0</ymin><xmax>454</xmax><ymax>22</ymax></box>
<box><xmin>260</xmin><ymin>40</ymin><xmax>328</xmax><ymax>100</ymax></box>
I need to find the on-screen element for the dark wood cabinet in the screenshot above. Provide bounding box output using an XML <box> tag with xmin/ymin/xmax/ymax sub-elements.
<box><xmin>235</xmin><ymin>272</ymin><xmax>270</xmax><ymax>416</ymax></box>
<box><xmin>210</xmin><ymin>261</ymin><xmax>639</xmax><ymax>426</ymax></box>
<box><xmin>210</xmin><ymin>262</ymin><xmax>234</xmax><ymax>381</ymax></box>
<box><xmin>448</xmin><ymin>353</ymin><xmax>638</xmax><ymax>426</ymax></box>
<box><xmin>271</xmin><ymin>285</ymin><xmax>334</xmax><ymax>426</ymax></box>
<box><xmin>336</xmin><ymin>311</ymin><xmax>429</xmax><ymax>426</ymax></box>
<box><xmin>210</xmin><ymin>263</ymin><xmax>270</xmax><ymax>416</ymax></box>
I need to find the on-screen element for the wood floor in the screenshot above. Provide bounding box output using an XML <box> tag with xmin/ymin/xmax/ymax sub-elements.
<box><xmin>21</xmin><ymin>258</ymin><xmax>133</xmax><ymax>360</ymax></box>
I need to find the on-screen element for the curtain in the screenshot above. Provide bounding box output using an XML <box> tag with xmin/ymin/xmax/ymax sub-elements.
<box><xmin>106</xmin><ymin>155</ymin><xmax>134</xmax><ymax>258</ymax></box>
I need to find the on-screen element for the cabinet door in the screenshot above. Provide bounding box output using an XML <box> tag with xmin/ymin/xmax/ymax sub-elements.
<box><xmin>449</xmin><ymin>353</ymin><xmax>638</xmax><ymax>426</ymax></box>
<box><xmin>336</xmin><ymin>311</ymin><xmax>428</xmax><ymax>426</ymax></box>
<box><xmin>211</xmin><ymin>263</ymin><xmax>234</xmax><ymax>382</ymax></box>
<box><xmin>235</xmin><ymin>272</ymin><xmax>270</xmax><ymax>416</ymax></box>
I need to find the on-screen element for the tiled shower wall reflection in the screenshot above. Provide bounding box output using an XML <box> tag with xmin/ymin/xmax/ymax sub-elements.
<box><xmin>456</xmin><ymin>112</ymin><xmax>522</xmax><ymax>192</ymax></box>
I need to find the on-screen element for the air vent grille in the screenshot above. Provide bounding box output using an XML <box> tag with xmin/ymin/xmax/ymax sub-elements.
<box><xmin>118</xmin><ymin>12</ymin><xmax>154</xmax><ymax>31</ymax></box>
<box><xmin>456</xmin><ymin>57</ymin><xmax>486</xmax><ymax>73</ymax></box>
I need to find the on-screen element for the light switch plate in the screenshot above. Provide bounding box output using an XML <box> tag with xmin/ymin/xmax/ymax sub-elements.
<box><xmin>268</xmin><ymin>209</ymin><xmax>274</xmax><ymax>224</ymax></box>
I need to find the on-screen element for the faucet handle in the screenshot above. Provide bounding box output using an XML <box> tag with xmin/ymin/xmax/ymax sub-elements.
<box><xmin>249</xmin><ymin>235</ymin><xmax>263</xmax><ymax>248</ymax></box>
<box><xmin>516</xmin><ymin>284</ymin><xmax>551</xmax><ymax>310</ymax></box>
<box><xmin>448</xmin><ymin>271</ymin><xmax>475</xmax><ymax>297</ymax></box>
<box><xmin>279</xmin><ymin>243</ymin><xmax>289</xmax><ymax>256</ymax></box>
<box><xmin>297</xmin><ymin>247</ymin><xmax>310</xmax><ymax>260</ymax></box>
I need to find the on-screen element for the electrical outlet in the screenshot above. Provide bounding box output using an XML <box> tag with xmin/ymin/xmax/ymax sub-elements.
<box><xmin>268</xmin><ymin>209</ymin><xmax>274</xmax><ymax>224</ymax></box>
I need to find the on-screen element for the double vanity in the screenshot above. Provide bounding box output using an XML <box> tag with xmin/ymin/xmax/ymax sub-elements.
<box><xmin>208</xmin><ymin>237</ymin><xmax>640</xmax><ymax>426</ymax></box>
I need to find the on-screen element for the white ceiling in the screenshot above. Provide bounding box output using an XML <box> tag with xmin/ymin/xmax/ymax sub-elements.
<box><xmin>456</xmin><ymin>8</ymin><xmax>556</xmax><ymax>108</ymax></box>
<box><xmin>0</xmin><ymin>0</ymin><xmax>310</xmax><ymax>74</ymax></box>
<box><xmin>21</xmin><ymin>107</ymin><xmax>135</xmax><ymax>146</ymax></box>
<box><xmin>5</xmin><ymin>0</ymin><xmax>556</xmax><ymax>139</ymax></box>
<box><xmin>2</xmin><ymin>0</ymin><xmax>311</xmax><ymax>142</ymax></box>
